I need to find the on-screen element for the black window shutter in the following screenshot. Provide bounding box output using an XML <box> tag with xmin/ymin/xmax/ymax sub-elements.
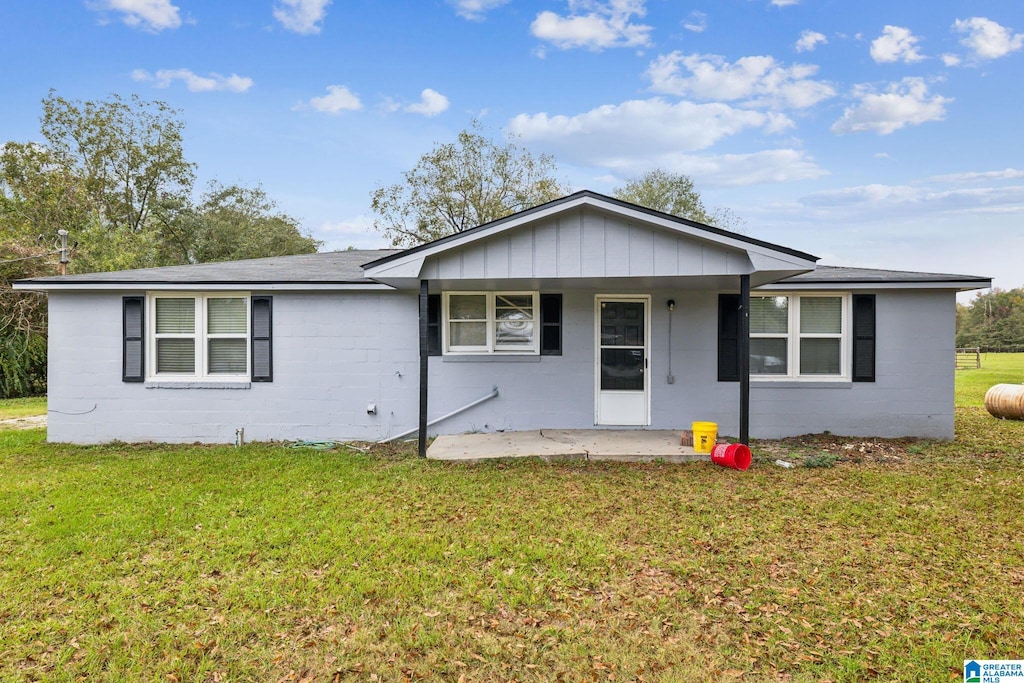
<box><xmin>251</xmin><ymin>296</ymin><xmax>273</xmax><ymax>382</ymax></box>
<box><xmin>540</xmin><ymin>293</ymin><xmax>562</xmax><ymax>356</ymax></box>
<box><xmin>123</xmin><ymin>296</ymin><xmax>145</xmax><ymax>382</ymax></box>
<box><xmin>427</xmin><ymin>294</ymin><xmax>441</xmax><ymax>356</ymax></box>
<box><xmin>718</xmin><ymin>293</ymin><xmax>740</xmax><ymax>382</ymax></box>
<box><xmin>852</xmin><ymin>294</ymin><xmax>876</xmax><ymax>382</ymax></box>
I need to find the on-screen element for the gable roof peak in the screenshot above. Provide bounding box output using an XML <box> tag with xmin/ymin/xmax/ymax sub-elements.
<box><xmin>363</xmin><ymin>188</ymin><xmax>818</xmax><ymax>270</ymax></box>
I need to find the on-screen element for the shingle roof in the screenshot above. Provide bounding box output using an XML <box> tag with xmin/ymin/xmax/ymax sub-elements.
<box><xmin>779</xmin><ymin>265</ymin><xmax>991</xmax><ymax>284</ymax></box>
<box><xmin>14</xmin><ymin>254</ymin><xmax>990</xmax><ymax>289</ymax></box>
<box><xmin>17</xmin><ymin>249</ymin><xmax>402</xmax><ymax>285</ymax></box>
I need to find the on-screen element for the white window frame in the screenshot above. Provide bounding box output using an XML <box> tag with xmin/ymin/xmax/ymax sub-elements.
<box><xmin>750</xmin><ymin>292</ymin><xmax>850</xmax><ymax>381</ymax></box>
<box><xmin>147</xmin><ymin>292</ymin><xmax>251</xmax><ymax>381</ymax></box>
<box><xmin>442</xmin><ymin>291</ymin><xmax>540</xmax><ymax>355</ymax></box>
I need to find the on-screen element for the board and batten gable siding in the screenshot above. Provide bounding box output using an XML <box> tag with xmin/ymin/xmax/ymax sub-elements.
<box><xmin>419</xmin><ymin>208</ymin><xmax>753</xmax><ymax>281</ymax></box>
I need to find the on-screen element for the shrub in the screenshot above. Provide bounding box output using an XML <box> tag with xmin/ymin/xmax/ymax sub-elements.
<box><xmin>0</xmin><ymin>330</ymin><xmax>47</xmax><ymax>398</ymax></box>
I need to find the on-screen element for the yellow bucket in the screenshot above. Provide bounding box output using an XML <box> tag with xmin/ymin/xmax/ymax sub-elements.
<box><xmin>692</xmin><ymin>421</ymin><xmax>718</xmax><ymax>454</ymax></box>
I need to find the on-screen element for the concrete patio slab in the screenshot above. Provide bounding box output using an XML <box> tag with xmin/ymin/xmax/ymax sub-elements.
<box><xmin>427</xmin><ymin>429</ymin><xmax>710</xmax><ymax>463</ymax></box>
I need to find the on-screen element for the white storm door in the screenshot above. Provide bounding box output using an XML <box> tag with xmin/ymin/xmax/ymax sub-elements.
<box><xmin>595</xmin><ymin>296</ymin><xmax>650</xmax><ymax>426</ymax></box>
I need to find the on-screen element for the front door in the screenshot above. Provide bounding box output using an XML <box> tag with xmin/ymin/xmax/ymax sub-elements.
<box><xmin>595</xmin><ymin>296</ymin><xmax>650</xmax><ymax>425</ymax></box>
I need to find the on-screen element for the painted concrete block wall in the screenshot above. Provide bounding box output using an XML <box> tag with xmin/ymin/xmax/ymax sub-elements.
<box><xmin>46</xmin><ymin>286</ymin><xmax>955</xmax><ymax>444</ymax></box>
<box><xmin>47</xmin><ymin>291</ymin><xmax>422</xmax><ymax>444</ymax></box>
<box><xmin>427</xmin><ymin>288</ymin><xmax>955</xmax><ymax>440</ymax></box>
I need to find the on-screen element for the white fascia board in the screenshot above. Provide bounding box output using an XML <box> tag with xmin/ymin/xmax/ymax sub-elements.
<box><xmin>591</xmin><ymin>199</ymin><xmax>817</xmax><ymax>267</ymax></box>
<box><xmin>363</xmin><ymin>194</ymin><xmax>818</xmax><ymax>279</ymax></box>
<box><xmin>11</xmin><ymin>282</ymin><xmax>396</xmax><ymax>292</ymax></box>
<box><xmin>757</xmin><ymin>280</ymin><xmax>991</xmax><ymax>291</ymax></box>
<box><xmin>747</xmin><ymin>251</ymin><xmax>817</xmax><ymax>273</ymax></box>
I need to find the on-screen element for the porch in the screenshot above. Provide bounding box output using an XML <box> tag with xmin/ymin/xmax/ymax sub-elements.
<box><xmin>426</xmin><ymin>429</ymin><xmax>710</xmax><ymax>463</ymax></box>
<box><xmin>360</xmin><ymin>192</ymin><xmax>821</xmax><ymax>457</ymax></box>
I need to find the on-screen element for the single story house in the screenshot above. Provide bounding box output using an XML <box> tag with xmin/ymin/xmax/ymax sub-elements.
<box><xmin>15</xmin><ymin>190</ymin><xmax>990</xmax><ymax>449</ymax></box>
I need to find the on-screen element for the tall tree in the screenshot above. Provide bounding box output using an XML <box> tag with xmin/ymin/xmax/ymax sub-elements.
<box><xmin>0</xmin><ymin>92</ymin><xmax>325</xmax><ymax>396</ymax></box>
<box><xmin>613</xmin><ymin>169</ymin><xmax>745</xmax><ymax>232</ymax></box>
<box><xmin>371</xmin><ymin>121</ymin><xmax>567</xmax><ymax>247</ymax></box>
<box><xmin>189</xmin><ymin>182</ymin><xmax>321</xmax><ymax>263</ymax></box>
<box><xmin>1</xmin><ymin>141</ymin><xmax>92</xmax><ymax>241</ymax></box>
<box><xmin>40</xmin><ymin>91</ymin><xmax>195</xmax><ymax>233</ymax></box>
<box><xmin>956</xmin><ymin>288</ymin><xmax>1024</xmax><ymax>348</ymax></box>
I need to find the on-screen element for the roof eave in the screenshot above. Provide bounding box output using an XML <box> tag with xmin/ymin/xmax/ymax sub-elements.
<box><xmin>362</xmin><ymin>191</ymin><xmax>819</xmax><ymax>279</ymax></box>
<box><xmin>12</xmin><ymin>280</ymin><xmax>396</xmax><ymax>292</ymax></box>
<box><xmin>758</xmin><ymin>278</ymin><xmax>992</xmax><ymax>291</ymax></box>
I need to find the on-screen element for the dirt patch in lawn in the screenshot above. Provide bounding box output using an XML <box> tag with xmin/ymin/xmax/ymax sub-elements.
<box><xmin>0</xmin><ymin>414</ymin><xmax>47</xmax><ymax>430</ymax></box>
<box><xmin>753</xmin><ymin>432</ymin><xmax>916</xmax><ymax>466</ymax></box>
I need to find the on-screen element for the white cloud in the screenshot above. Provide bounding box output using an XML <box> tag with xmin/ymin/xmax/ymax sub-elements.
<box><xmin>645</xmin><ymin>149</ymin><xmax>827</xmax><ymax>187</ymax></box>
<box><xmin>749</xmin><ymin>177</ymin><xmax>1024</xmax><ymax>292</ymax></box>
<box><xmin>797</xmin><ymin>183</ymin><xmax>1024</xmax><ymax>230</ymax></box>
<box><xmin>315</xmin><ymin>215</ymin><xmax>389</xmax><ymax>251</ymax></box>
<box><xmin>771</xmin><ymin>0</ymin><xmax>799</xmax><ymax>6</ymax></box>
<box><xmin>941</xmin><ymin>53</ymin><xmax>962</xmax><ymax>66</ymax></box>
<box><xmin>303</xmin><ymin>85</ymin><xmax>363</xmax><ymax>114</ymax></box>
<box><xmin>404</xmin><ymin>89</ymin><xmax>450</xmax><ymax>117</ymax></box>
<box><xmin>91</xmin><ymin>0</ymin><xmax>181</xmax><ymax>31</ymax></box>
<box><xmin>802</xmin><ymin>183</ymin><xmax>920</xmax><ymax>207</ymax></box>
<box><xmin>377</xmin><ymin>96</ymin><xmax>401</xmax><ymax>114</ymax></box>
<box><xmin>645</xmin><ymin>52</ymin><xmax>835</xmax><ymax>109</ymax></box>
<box><xmin>506</xmin><ymin>100</ymin><xmax>824</xmax><ymax>186</ymax></box>
<box><xmin>683</xmin><ymin>11</ymin><xmax>706</xmax><ymax>33</ymax></box>
<box><xmin>273</xmin><ymin>0</ymin><xmax>331</xmax><ymax>34</ymax></box>
<box><xmin>870</xmin><ymin>25</ymin><xmax>925</xmax><ymax>63</ymax></box>
<box><xmin>954</xmin><ymin>17</ymin><xmax>1024</xmax><ymax>60</ymax></box>
<box><xmin>507</xmin><ymin>98</ymin><xmax>792</xmax><ymax>169</ymax></box>
<box><xmin>831</xmin><ymin>78</ymin><xmax>950</xmax><ymax>135</ymax></box>
<box><xmin>131</xmin><ymin>68</ymin><xmax>253</xmax><ymax>93</ymax></box>
<box><xmin>447</xmin><ymin>0</ymin><xmax>510</xmax><ymax>21</ymax></box>
<box><xmin>795</xmin><ymin>30</ymin><xmax>827</xmax><ymax>53</ymax></box>
<box><xmin>530</xmin><ymin>0</ymin><xmax>652</xmax><ymax>51</ymax></box>
<box><xmin>929</xmin><ymin>168</ymin><xmax>1024</xmax><ymax>184</ymax></box>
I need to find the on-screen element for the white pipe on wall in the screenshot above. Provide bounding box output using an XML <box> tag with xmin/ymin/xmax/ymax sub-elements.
<box><xmin>379</xmin><ymin>385</ymin><xmax>500</xmax><ymax>443</ymax></box>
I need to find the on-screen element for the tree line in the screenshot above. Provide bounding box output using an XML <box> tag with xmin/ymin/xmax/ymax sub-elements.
<box><xmin>3</xmin><ymin>96</ymin><xmax>733</xmax><ymax>398</ymax></box>
<box><xmin>1</xmin><ymin>92</ymin><xmax>320</xmax><ymax>397</ymax></box>
<box><xmin>956</xmin><ymin>288</ymin><xmax>1024</xmax><ymax>349</ymax></box>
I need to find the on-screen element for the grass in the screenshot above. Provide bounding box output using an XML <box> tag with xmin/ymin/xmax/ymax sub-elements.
<box><xmin>0</xmin><ymin>395</ymin><xmax>46</xmax><ymax>420</ymax></box>
<box><xmin>1</xmin><ymin>364</ymin><xmax>1023</xmax><ymax>680</ymax></box>
<box><xmin>954</xmin><ymin>352</ymin><xmax>1024</xmax><ymax>407</ymax></box>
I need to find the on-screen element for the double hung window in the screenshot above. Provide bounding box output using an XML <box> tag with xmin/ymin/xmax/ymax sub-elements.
<box><xmin>149</xmin><ymin>294</ymin><xmax>249</xmax><ymax>379</ymax></box>
<box><xmin>750</xmin><ymin>294</ymin><xmax>847</xmax><ymax>379</ymax></box>
<box><xmin>443</xmin><ymin>292</ymin><xmax>538</xmax><ymax>354</ymax></box>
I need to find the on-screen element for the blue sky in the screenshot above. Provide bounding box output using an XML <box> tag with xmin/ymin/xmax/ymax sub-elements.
<box><xmin>2</xmin><ymin>0</ymin><xmax>1022</xmax><ymax>294</ymax></box>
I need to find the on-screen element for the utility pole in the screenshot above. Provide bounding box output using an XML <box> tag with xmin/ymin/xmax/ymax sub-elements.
<box><xmin>57</xmin><ymin>229</ymin><xmax>69</xmax><ymax>276</ymax></box>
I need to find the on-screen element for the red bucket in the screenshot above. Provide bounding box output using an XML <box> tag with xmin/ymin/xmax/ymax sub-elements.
<box><xmin>711</xmin><ymin>443</ymin><xmax>752</xmax><ymax>471</ymax></box>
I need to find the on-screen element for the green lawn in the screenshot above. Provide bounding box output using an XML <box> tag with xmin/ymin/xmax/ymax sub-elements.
<box><xmin>1</xmin><ymin>367</ymin><xmax>1023</xmax><ymax>681</ymax></box>
<box><xmin>0</xmin><ymin>395</ymin><xmax>46</xmax><ymax>420</ymax></box>
<box><xmin>955</xmin><ymin>352</ymin><xmax>1024</xmax><ymax>407</ymax></box>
